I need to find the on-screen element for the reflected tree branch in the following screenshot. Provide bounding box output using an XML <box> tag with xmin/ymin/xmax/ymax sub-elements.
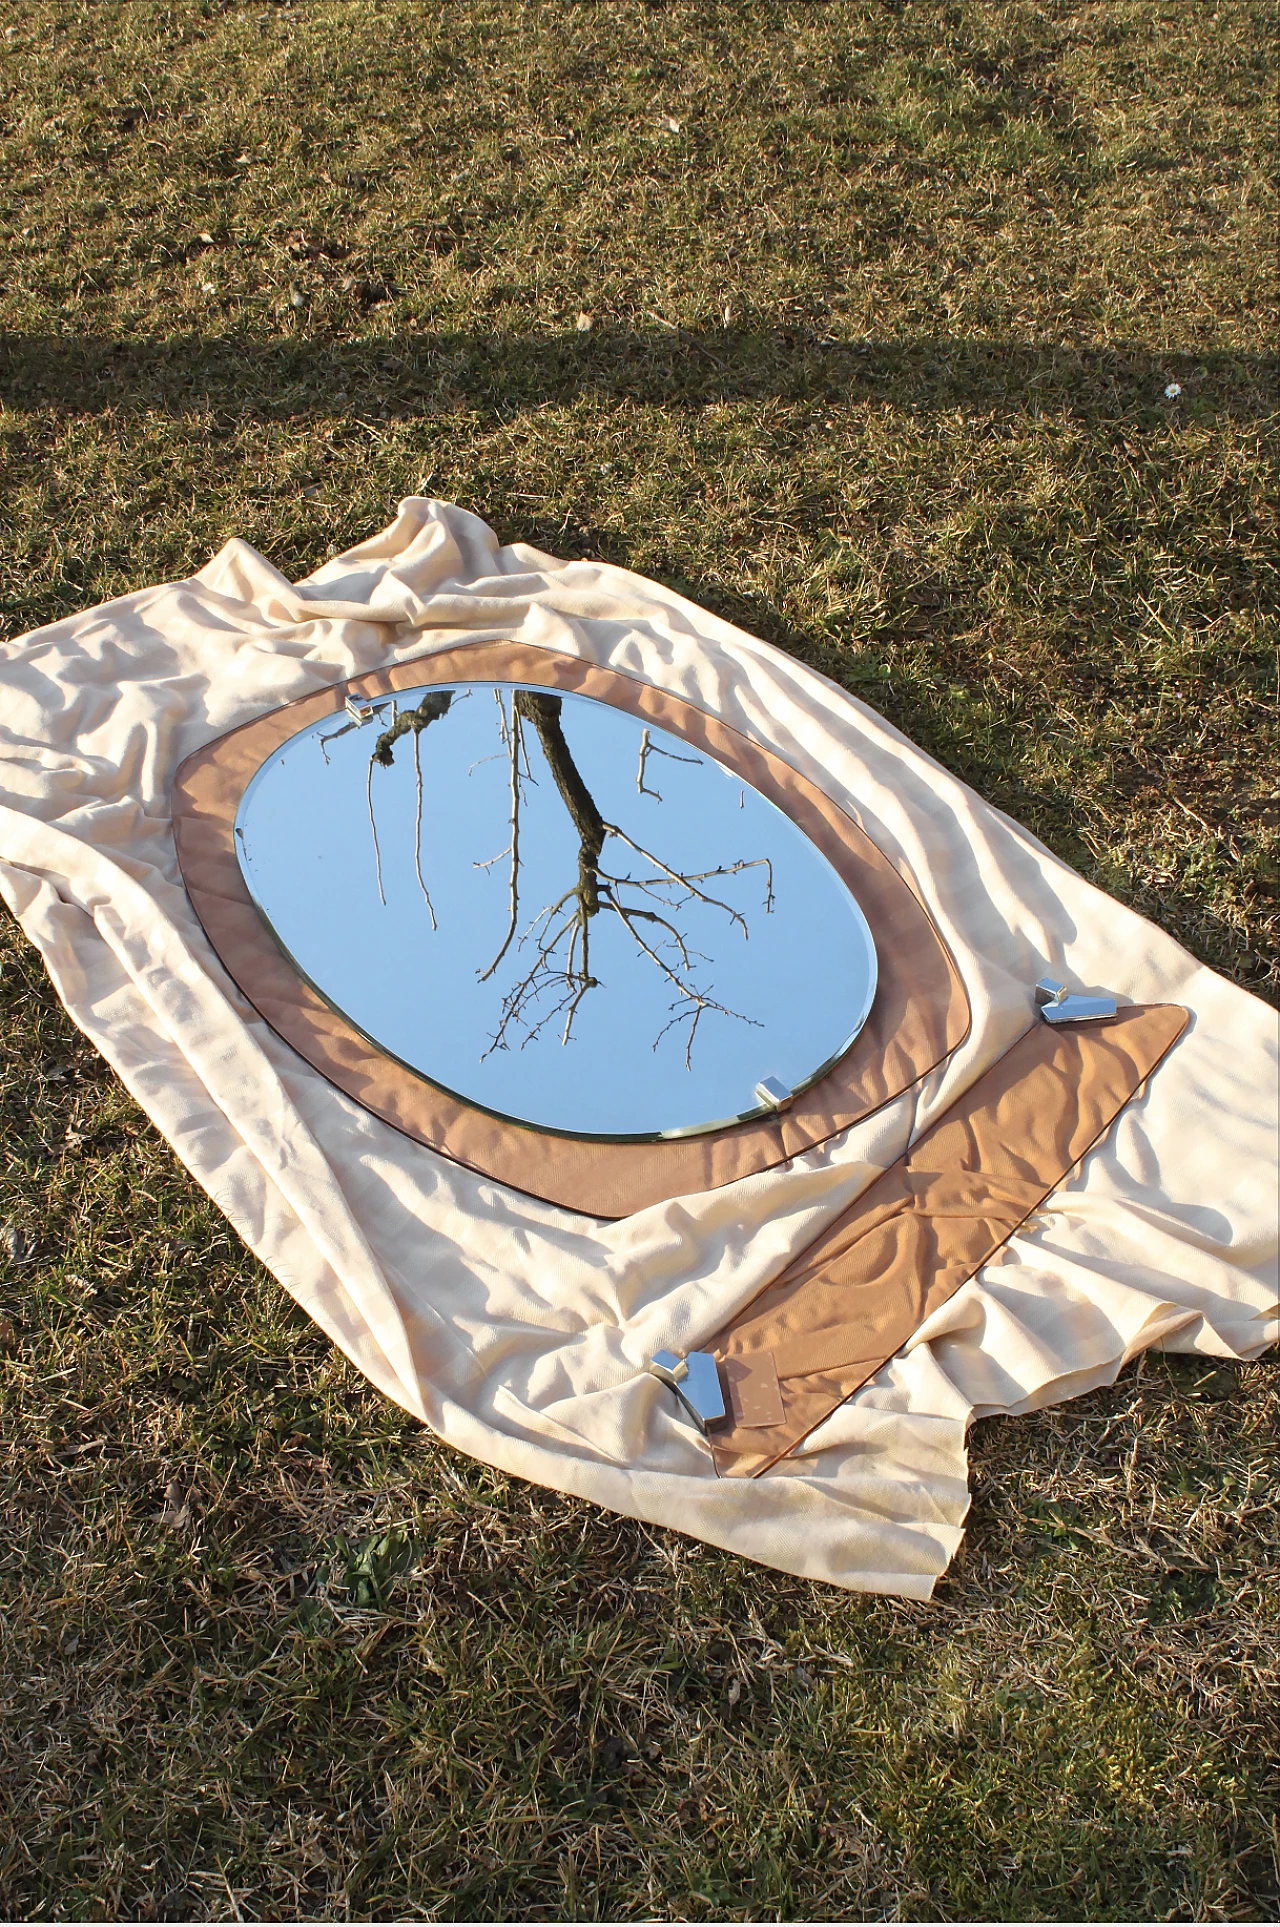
<box><xmin>636</xmin><ymin>725</ymin><xmax>701</xmax><ymax>800</ymax></box>
<box><xmin>598</xmin><ymin>826</ymin><xmax>773</xmax><ymax>932</ymax></box>
<box><xmin>477</xmin><ymin>699</ymin><xmax>526</xmax><ymax>982</ymax></box>
<box><xmin>411</xmin><ymin>730</ymin><xmax>436</xmax><ymax>930</ymax></box>
<box><xmin>482</xmin><ymin>690</ymin><xmax>771</xmax><ymax>1063</ymax></box>
<box><xmin>319</xmin><ymin>700</ymin><xmax>391</xmax><ymax>765</ymax></box>
<box><xmin>351</xmin><ymin>682</ymin><xmax>773</xmax><ymax>1065</ymax></box>
<box><xmin>366</xmin><ymin>750</ymin><xmax>386</xmax><ymax>905</ymax></box>
<box><xmin>371</xmin><ymin>690</ymin><xmax>454</xmax><ymax>767</ymax></box>
<box><xmin>365</xmin><ymin>689</ymin><xmax>455</xmax><ymax>918</ymax></box>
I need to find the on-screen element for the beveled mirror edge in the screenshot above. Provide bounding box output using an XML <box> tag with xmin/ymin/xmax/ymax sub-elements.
<box><xmin>173</xmin><ymin>638</ymin><xmax>972</xmax><ymax>1219</ymax></box>
<box><xmin>229</xmin><ymin>872</ymin><xmax>876</xmax><ymax>1149</ymax></box>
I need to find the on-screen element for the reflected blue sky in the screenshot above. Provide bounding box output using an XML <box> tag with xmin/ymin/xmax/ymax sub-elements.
<box><xmin>235</xmin><ymin>682</ymin><xmax>877</xmax><ymax>1139</ymax></box>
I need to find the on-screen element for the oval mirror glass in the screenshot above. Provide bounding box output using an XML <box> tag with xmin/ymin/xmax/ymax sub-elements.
<box><xmin>234</xmin><ymin>681</ymin><xmax>878</xmax><ymax>1140</ymax></box>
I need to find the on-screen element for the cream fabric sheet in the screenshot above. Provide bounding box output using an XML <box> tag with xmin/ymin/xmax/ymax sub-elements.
<box><xmin>1</xmin><ymin>498</ymin><xmax>1274</xmax><ymax>1599</ymax></box>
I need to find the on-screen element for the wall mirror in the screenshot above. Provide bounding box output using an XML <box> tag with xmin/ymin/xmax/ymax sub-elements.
<box><xmin>174</xmin><ymin>640</ymin><xmax>970</xmax><ymax>1215</ymax></box>
<box><xmin>234</xmin><ymin>681</ymin><xmax>879</xmax><ymax>1142</ymax></box>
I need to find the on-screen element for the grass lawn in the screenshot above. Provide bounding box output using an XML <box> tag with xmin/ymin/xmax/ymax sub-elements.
<box><xmin>1</xmin><ymin>0</ymin><xmax>1277</xmax><ymax>1917</ymax></box>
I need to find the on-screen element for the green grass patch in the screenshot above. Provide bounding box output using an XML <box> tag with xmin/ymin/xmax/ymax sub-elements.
<box><xmin>1</xmin><ymin>0</ymin><xmax>1276</xmax><ymax>1916</ymax></box>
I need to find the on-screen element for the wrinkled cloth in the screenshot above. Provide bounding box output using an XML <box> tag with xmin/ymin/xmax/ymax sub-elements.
<box><xmin>0</xmin><ymin>498</ymin><xmax>1274</xmax><ymax>1597</ymax></box>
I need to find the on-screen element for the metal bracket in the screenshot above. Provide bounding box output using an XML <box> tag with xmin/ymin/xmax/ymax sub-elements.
<box><xmin>344</xmin><ymin>695</ymin><xmax>379</xmax><ymax>725</ymax></box>
<box><xmin>1036</xmin><ymin>977</ymin><xmax>1118</xmax><ymax>1025</ymax></box>
<box><xmin>754</xmin><ymin>1075</ymin><xmax>794</xmax><ymax>1112</ymax></box>
<box><xmin>648</xmin><ymin>1350</ymin><xmax>727</xmax><ymax>1433</ymax></box>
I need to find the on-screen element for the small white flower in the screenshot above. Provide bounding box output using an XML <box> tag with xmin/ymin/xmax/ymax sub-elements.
<box><xmin>202</xmin><ymin>281</ymin><xmax>216</xmax><ymax>293</ymax></box>
<box><xmin>575</xmin><ymin>310</ymin><xmax>593</xmax><ymax>332</ymax></box>
<box><xmin>1164</xmin><ymin>381</ymin><xmax>1182</xmax><ymax>400</ymax></box>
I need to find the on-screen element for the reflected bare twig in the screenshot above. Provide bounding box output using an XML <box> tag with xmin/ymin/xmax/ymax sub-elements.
<box><xmin>411</xmin><ymin>730</ymin><xmax>436</xmax><ymax>930</ymax></box>
<box><xmin>318</xmin><ymin>699</ymin><xmax>391</xmax><ymax>764</ymax></box>
<box><xmin>351</xmin><ymin>682</ymin><xmax>773</xmax><ymax>1066</ymax></box>
<box><xmin>636</xmin><ymin>725</ymin><xmax>701</xmax><ymax>800</ymax></box>
<box><xmin>482</xmin><ymin>691</ymin><xmax>771</xmax><ymax>1063</ymax></box>
<box><xmin>477</xmin><ymin>697</ymin><xmax>526</xmax><ymax>983</ymax></box>
<box><xmin>365</xmin><ymin>689</ymin><xmax>455</xmax><ymax>916</ymax></box>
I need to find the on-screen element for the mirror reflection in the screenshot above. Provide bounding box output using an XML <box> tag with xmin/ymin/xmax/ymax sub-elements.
<box><xmin>235</xmin><ymin>681</ymin><xmax>877</xmax><ymax>1139</ymax></box>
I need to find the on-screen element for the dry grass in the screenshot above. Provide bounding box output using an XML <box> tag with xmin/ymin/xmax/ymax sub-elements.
<box><xmin>0</xmin><ymin>0</ymin><xmax>1277</xmax><ymax>1918</ymax></box>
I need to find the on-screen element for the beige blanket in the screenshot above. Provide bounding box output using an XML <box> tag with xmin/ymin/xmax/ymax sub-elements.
<box><xmin>1</xmin><ymin>499</ymin><xmax>1274</xmax><ymax>1597</ymax></box>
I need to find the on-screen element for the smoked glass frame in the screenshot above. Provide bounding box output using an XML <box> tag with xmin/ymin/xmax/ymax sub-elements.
<box><xmin>173</xmin><ymin>640</ymin><xmax>971</xmax><ymax>1217</ymax></box>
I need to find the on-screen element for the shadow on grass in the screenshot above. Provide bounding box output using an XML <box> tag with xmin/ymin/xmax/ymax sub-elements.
<box><xmin>3</xmin><ymin>327</ymin><xmax>1275</xmax><ymax>422</ymax></box>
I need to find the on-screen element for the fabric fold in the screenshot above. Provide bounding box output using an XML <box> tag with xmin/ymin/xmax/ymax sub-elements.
<box><xmin>707</xmin><ymin>1004</ymin><xmax>1188</xmax><ymax>1475</ymax></box>
<box><xmin>0</xmin><ymin>497</ymin><xmax>1274</xmax><ymax>1596</ymax></box>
